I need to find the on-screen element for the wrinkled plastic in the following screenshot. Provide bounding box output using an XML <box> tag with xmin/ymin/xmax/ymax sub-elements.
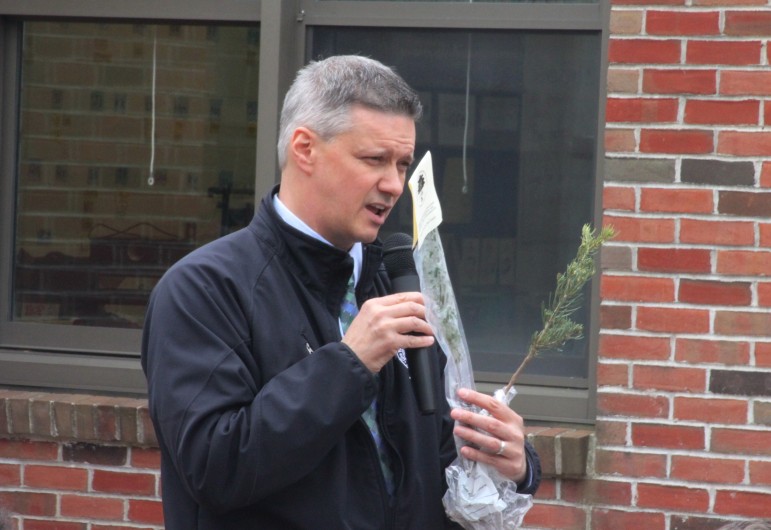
<box><xmin>414</xmin><ymin>229</ymin><xmax>533</xmax><ymax>529</ymax></box>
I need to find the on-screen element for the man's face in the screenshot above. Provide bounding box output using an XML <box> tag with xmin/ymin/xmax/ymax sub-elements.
<box><xmin>308</xmin><ymin>106</ymin><xmax>416</xmax><ymax>250</ymax></box>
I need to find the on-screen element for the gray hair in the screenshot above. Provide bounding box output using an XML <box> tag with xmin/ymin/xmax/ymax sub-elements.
<box><xmin>277</xmin><ymin>55</ymin><xmax>422</xmax><ymax>169</ymax></box>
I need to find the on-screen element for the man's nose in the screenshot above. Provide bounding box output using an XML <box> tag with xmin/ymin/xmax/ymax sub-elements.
<box><xmin>380</xmin><ymin>165</ymin><xmax>404</xmax><ymax>196</ymax></box>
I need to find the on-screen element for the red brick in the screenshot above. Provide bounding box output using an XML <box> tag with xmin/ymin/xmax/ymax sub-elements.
<box><xmin>600</xmin><ymin>304</ymin><xmax>632</xmax><ymax>329</ymax></box>
<box><xmin>679</xmin><ymin>279</ymin><xmax>751</xmax><ymax>306</ymax></box>
<box><xmin>674</xmin><ymin>396</ymin><xmax>748</xmax><ymax>424</ymax></box>
<box><xmin>675</xmin><ymin>338</ymin><xmax>750</xmax><ymax>365</ymax></box>
<box><xmin>601</xmin><ymin>275</ymin><xmax>674</xmax><ymax>302</ymax></box>
<box><xmin>717</xmin><ymin>250</ymin><xmax>771</xmax><ymax>276</ymax></box>
<box><xmin>633</xmin><ymin>423</ymin><xmax>705</xmax><ymax>450</ymax></box>
<box><xmin>721</xmin><ymin>71</ymin><xmax>771</xmax><ymax>96</ymax></box>
<box><xmin>685</xmin><ymin>99</ymin><xmax>760</xmax><ymax>125</ymax></box>
<box><xmin>595</xmin><ymin>419</ymin><xmax>628</xmax><ymax>446</ymax></box>
<box><xmin>724</xmin><ymin>11</ymin><xmax>771</xmax><ymax>36</ymax></box>
<box><xmin>522</xmin><ymin>503</ymin><xmax>587</xmax><ymax>530</ymax></box>
<box><xmin>714</xmin><ymin>489</ymin><xmax>771</xmax><ymax>518</ymax></box>
<box><xmin>680</xmin><ymin>218</ymin><xmax>755</xmax><ymax>246</ymax></box>
<box><xmin>646</xmin><ymin>10</ymin><xmax>720</xmax><ymax>35</ymax></box>
<box><xmin>715</xmin><ymin>311</ymin><xmax>771</xmax><ymax>337</ymax></box>
<box><xmin>638</xmin><ymin>247</ymin><xmax>711</xmax><ymax>273</ymax></box>
<box><xmin>634</xmin><ymin>365</ymin><xmax>706</xmax><ymax>392</ymax></box>
<box><xmin>608</xmin><ymin>38</ymin><xmax>681</xmax><ymax>64</ymax></box>
<box><xmin>592</xmin><ymin>508</ymin><xmax>665</xmax><ymax>530</ymax></box>
<box><xmin>130</xmin><ymin>447</ymin><xmax>161</xmax><ymax>469</ymax></box>
<box><xmin>60</xmin><ymin>495</ymin><xmax>124</xmax><ymax>520</ymax></box>
<box><xmin>92</xmin><ymin>470</ymin><xmax>156</xmax><ymax>495</ymax></box>
<box><xmin>672</xmin><ymin>455</ymin><xmax>745</xmax><ymax>483</ymax></box>
<box><xmin>594</xmin><ymin>449</ymin><xmax>667</xmax><ymax>478</ymax></box>
<box><xmin>637</xmin><ymin>482</ymin><xmax>710</xmax><ymax>511</ymax></box>
<box><xmin>640</xmin><ymin>187</ymin><xmax>713</xmax><ymax>213</ymax></box>
<box><xmin>597</xmin><ymin>362</ymin><xmax>629</xmax><ymax>386</ymax></box>
<box><xmin>759</xmin><ymin>282</ymin><xmax>771</xmax><ymax>307</ymax></box>
<box><xmin>610</xmin><ymin>10</ymin><xmax>644</xmax><ymax>34</ymax></box>
<box><xmin>0</xmin><ymin>439</ymin><xmax>58</xmax><ymax>461</ymax></box>
<box><xmin>749</xmin><ymin>460</ymin><xmax>771</xmax><ymax>486</ymax></box>
<box><xmin>562</xmin><ymin>478</ymin><xmax>632</xmax><ymax>505</ymax></box>
<box><xmin>598</xmin><ymin>334</ymin><xmax>671</xmax><ymax>361</ymax></box>
<box><xmin>603</xmin><ymin>215</ymin><xmax>675</xmax><ymax>243</ymax></box>
<box><xmin>607</xmin><ymin>68</ymin><xmax>640</xmax><ymax>93</ymax></box>
<box><xmin>0</xmin><ymin>463</ymin><xmax>21</xmax><ymax>486</ymax></box>
<box><xmin>128</xmin><ymin>499</ymin><xmax>164</xmax><ymax>525</ymax></box>
<box><xmin>606</xmin><ymin>97</ymin><xmax>679</xmax><ymax>123</ymax></box>
<box><xmin>603</xmin><ymin>185</ymin><xmax>635</xmax><ymax>211</ymax></box>
<box><xmin>762</xmin><ymin>223</ymin><xmax>771</xmax><ymax>247</ymax></box>
<box><xmin>718</xmin><ymin>131</ymin><xmax>771</xmax><ymax>156</ymax></box>
<box><xmin>605</xmin><ymin>128</ymin><xmax>637</xmax><ymax>152</ymax></box>
<box><xmin>0</xmin><ymin>491</ymin><xmax>57</xmax><ymax>516</ymax></box>
<box><xmin>760</xmin><ymin>160</ymin><xmax>771</xmax><ymax>188</ymax></box>
<box><xmin>712</xmin><ymin>427</ymin><xmax>771</xmax><ymax>456</ymax></box>
<box><xmin>643</xmin><ymin>69</ymin><xmax>717</xmax><ymax>95</ymax></box>
<box><xmin>24</xmin><ymin>465</ymin><xmax>88</xmax><ymax>491</ymax></box>
<box><xmin>640</xmin><ymin>129</ymin><xmax>714</xmax><ymax>154</ymax></box>
<box><xmin>598</xmin><ymin>391</ymin><xmax>669</xmax><ymax>418</ymax></box>
<box><xmin>686</xmin><ymin>40</ymin><xmax>762</xmax><ymax>65</ymax></box>
<box><xmin>758</xmin><ymin>343</ymin><xmax>771</xmax><ymax>368</ymax></box>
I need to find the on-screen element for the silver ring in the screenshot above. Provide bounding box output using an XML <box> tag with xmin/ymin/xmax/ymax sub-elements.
<box><xmin>495</xmin><ymin>440</ymin><xmax>506</xmax><ymax>456</ymax></box>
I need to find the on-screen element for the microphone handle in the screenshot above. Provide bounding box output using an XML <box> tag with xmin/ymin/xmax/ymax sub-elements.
<box><xmin>391</xmin><ymin>275</ymin><xmax>437</xmax><ymax>415</ymax></box>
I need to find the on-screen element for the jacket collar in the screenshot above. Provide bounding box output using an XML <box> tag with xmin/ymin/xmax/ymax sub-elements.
<box><xmin>250</xmin><ymin>186</ymin><xmax>384</xmax><ymax>317</ymax></box>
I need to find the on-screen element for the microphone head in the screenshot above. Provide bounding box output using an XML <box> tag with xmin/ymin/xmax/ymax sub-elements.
<box><xmin>383</xmin><ymin>232</ymin><xmax>416</xmax><ymax>279</ymax></box>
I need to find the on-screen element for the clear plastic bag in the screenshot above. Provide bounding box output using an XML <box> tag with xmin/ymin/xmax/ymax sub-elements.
<box><xmin>414</xmin><ymin>229</ymin><xmax>533</xmax><ymax>529</ymax></box>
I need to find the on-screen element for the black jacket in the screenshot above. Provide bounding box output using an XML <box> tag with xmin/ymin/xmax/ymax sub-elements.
<box><xmin>142</xmin><ymin>189</ymin><xmax>539</xmax><ymax>529</ymax></box>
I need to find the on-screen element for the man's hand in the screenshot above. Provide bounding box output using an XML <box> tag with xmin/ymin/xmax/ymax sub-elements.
<box><xmin>342</xmin><ymin>292</ymin><xmax>435</xmax><ymax>373</ymax></box>
<box><xmin>450</xmin><ymin>388</ymin><xmax>528</xmax><ymax>483</ymax></box>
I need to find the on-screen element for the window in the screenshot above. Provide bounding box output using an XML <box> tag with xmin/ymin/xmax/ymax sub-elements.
<box><xmin>1</xmin><ymin>1</ymin><xmax>609</xmax><ymax>422</ymax></box>
<box><xmin>14</xmin><ymin>21</ymin><xmax>260</xmax><ymax>330</ymax></box>
<box><xmin>312</xmin><ymin>27</ymin><xmax>601</xmax><ymax>384</ymax></box>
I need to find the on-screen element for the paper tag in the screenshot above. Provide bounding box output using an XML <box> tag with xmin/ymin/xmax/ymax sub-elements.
<box><xmin>408</xmin><ymin>151</ymin><xmax>443</xmax><ymax>249</ymax></box>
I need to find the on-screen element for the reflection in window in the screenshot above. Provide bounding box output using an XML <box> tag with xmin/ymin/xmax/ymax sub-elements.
<box><xmin>14</xmin><ymin>22</ymin><xmax>260</xmax><ymax>328</ymax></box>
<box><xmin>313</xmin><ymin>28</ymin><xmax>601</xmax><ymax>380</ymax></box>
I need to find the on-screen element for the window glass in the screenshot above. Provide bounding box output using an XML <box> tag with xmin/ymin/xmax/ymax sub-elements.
<box><xmin>313</xmin><ymin>28</ymin><xmax>601</xmax><ymax>381</ymax></box>
<box><xmin>14</xmin><ymin>21</ymin><xmax>260</xmax><ymax>329</ymax></box>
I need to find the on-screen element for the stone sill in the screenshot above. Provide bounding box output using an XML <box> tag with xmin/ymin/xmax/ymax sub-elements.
<box><xmin>526</xmin><ymin>426</ymin><xmax>593</xmax><ymax>478</ymax></box>
<box><xmin>0</xmin><ymin>389</ymin><xmax>156</xmax><ymax>447</ymax></box>
<box><xmin>0</xmin><ymin>389</ymin><xmax>592</xmax><ymax>478</ymax></box>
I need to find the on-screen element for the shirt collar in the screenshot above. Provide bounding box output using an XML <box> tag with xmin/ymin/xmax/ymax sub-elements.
<box><xmin>273</xmin><ymin>194</ymin><xmax>363</xmax><ymax>286</ymax></box>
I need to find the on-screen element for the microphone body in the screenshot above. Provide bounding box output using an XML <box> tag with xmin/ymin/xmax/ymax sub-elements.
<box><xmin>383</xmin><ymin>234</ymin><xmax>437</xmax><ymax>415</ymax></box>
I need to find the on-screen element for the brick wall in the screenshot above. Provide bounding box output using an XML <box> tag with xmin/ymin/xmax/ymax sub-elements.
<box><xmin>528</xmin><ymin>0</ymin><xmax>771</xmax><ymax>528</ymax></box>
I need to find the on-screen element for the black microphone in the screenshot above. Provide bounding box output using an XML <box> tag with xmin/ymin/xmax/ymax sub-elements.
<box><xmin>383</xmin><ymin>232</ymin><xmax>437</xmax><ymax>415</ymax></box>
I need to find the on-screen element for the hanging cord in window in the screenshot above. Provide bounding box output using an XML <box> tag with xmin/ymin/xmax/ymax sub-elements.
<box><xmin>148</xmin><ymin>28</ymin><xmax>157</xmax><ymax>186</ymax></box>
<box><xmin>461</xmin><ymin>32</ymin><xmax>472</xmax><ymax>195</ymax></box>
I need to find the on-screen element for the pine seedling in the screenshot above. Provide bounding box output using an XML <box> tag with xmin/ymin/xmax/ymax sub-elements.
<box><xmin>504</xmin><ymin>224</ymin><xmax>616</xmax><ymax>392</ymax></box>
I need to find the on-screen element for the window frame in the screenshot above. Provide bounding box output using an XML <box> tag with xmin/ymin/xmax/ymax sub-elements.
<box><xmin>0</xmin><ymin>0</ymin><xmax>610</xmax><ymax>424</ymax></box>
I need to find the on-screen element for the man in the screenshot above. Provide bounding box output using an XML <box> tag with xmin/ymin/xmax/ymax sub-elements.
<box><xmin>142</xmin><ymin>55</ymin><xmax>540</xmax><ymax>529</ymax></box>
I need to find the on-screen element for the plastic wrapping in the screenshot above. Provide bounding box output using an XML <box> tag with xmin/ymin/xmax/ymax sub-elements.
<box><xmin>414</xmin><ymin>229</ymin><xmax>533</xmax><ymax>529</ymax></box>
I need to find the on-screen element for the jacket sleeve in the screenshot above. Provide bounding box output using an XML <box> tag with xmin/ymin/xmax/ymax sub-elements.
<box><xmin>141</xmin><ymin>260</ymin><xmax>378</xmax><ymax>512</ymax></box>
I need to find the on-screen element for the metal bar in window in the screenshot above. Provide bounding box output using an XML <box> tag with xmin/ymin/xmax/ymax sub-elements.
<box><xmin>298</xmin><ymin>1</ymin><xmax>604</xmax><ymax>31</ymax></box>
<box><xmin>0</xmin><ymin>0</ymin><xmax>261</xmax><ymax>21</ymax></box>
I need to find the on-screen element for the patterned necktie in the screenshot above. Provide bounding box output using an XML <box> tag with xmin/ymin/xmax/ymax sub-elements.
<box><xmin>340</xmin><ymin>275</ymin><xmax>395</xmax><ymax>495</ymax></box>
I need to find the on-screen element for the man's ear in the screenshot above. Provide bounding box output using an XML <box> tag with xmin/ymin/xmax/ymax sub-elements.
<box><xmin>289</xmin><ymin>127</ymin><xmax>317</xmax><ymax>174</ymax></box>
